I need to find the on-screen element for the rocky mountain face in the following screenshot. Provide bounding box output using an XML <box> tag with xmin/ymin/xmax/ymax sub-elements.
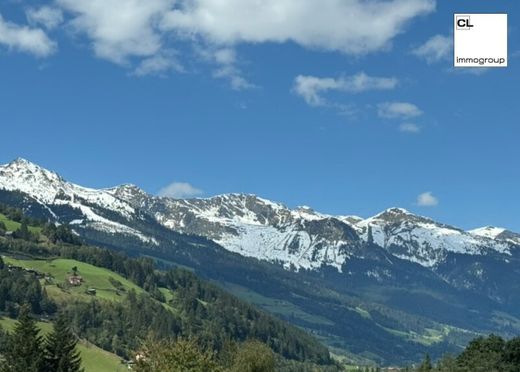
<box><xmin>109</xmin><ymin>188</ymin><xmax>362</xmax><ymax>271</ymax></box>
<box><xmin>108</xmin><ymin>183</ymin><xmax>519</xmax><ymax>271</ymax></box>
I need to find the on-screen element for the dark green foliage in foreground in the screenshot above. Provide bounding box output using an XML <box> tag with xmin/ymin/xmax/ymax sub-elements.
<box><xmin>135</xmin><ymin>338</ymin><xmax>276</xmax><ymax>372</ymax></box>
<box><xmin>43</xmin><ymin>313</ymin><xmax>83</xmax><ymax>372</ymax></box>
<box><xmin>0</xmin><ymin>307</ymin><xmax>83</xmax><ymax>372</ymax></box>
<box><xmin>228</xmin><ymin>340</ymin><xmax>275</xmax><ymax>372</ymax></box>
<box><xmin>1</xmin><ymin>305</ymin><xmax>44</xmax><ymax>372</ymax></box>
<box><xmin>135</xmin><ymin>338</ymin><xmax>222</xmax><ymax>372</ymax></box>
<box><xmin>416</xmin><ymin>334</ymin><xmax>520</xmax><ymax>371</ymax></box>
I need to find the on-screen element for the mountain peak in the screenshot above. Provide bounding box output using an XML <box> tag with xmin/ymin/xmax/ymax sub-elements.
<box><xmin>1</xmin><ymin>158</ymin><xmax>64</xmax><ymax>187</ymax></box>
<box><xmin>385</xmin><ymin>207</ymin><xmax>412</xmax><ymax>215</ymax></box>
<box><xmin>372</xmin><ymin>207</ymin><xmax>416</xmax><ymax>221</ymax></box>
<box><xmin>106</xmin><ymin>184</ymin><xmax>150</xmax><ymax>206</ymax></box>
<box><xmin>469</xmin><ymin>226</ymin><xmax>507</xmax><ymax>239</ymax></box>
<box><xmin>11</xmin><ymin>157</ymin><xmax>32</xmax><ymax>165</ymax></box>
<box><xmin>112</xmin><ymin>183</ymin><xmax>146</xmax><ymax>194</ymax></box>
<box><xmin>5</xmin><ymin>158</ymin><xmax>54</xmax><ymax>174</ymax></box>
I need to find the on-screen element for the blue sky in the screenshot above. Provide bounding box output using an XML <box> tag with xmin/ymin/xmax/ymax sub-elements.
<box><xmin>0</xmin><ymin>0</ymin><xmax>519</xmax><ymax>231</ymax></box>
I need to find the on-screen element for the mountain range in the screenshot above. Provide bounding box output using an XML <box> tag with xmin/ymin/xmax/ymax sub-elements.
<box><xmin>1</xmin><ymin>157</ymin><xmax>520</xmax><ymax>365</ymax></box>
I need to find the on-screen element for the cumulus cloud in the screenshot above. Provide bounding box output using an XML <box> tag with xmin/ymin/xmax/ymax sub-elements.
<box><xmin>294</xmin><ymin>72</ymin><xmax>398</xmax><ymax>106</ymax></box>
<box><xmin>158</xmin><ymin>182</ymin><xmax>204</xmax><ymax>199</ymax></box>
<box><xmin>26</xmin><ymin>6</ymin><xmax>64</xmax><ymax>30</ymax></box>
<box><xmin>378</xmin><ymin>102</ymin><xmax>423</xmax><ymax>119</ymax></box>
<box><xmin>161</xmin><ymin>0</ymin><xmax>435</xmax><ymax>55</ymax></box>
<box><xmin>57</xmin><ymin>0</ymin><xmax>172</xmax><ymax>64</ymax></box>
<box><xmin>5</xmin><ymin>0</ymin><xmax>438</xmax><ymax>83</ymax></box>
<box><xmin>412</xmin><ymin>34</ymin><xmax>452</xmax><ymax>63</ymax></box>
<box><xmin>399</xmin><ymin>122</ymin><xmax>421</xmax><ymax>133</ymax></box>
<box><xmin>0</xmin><ymin>13</ymin><xmax>57</xmax><ymax>57</ymax></box>
<box><xmin>416</xmin><ymin>191</ymin><xmax>438</xmax><ymax>207</ymax></box>
<box><xmin>10</xmin><ymin>0</ymin><xmax>435</xmax><ymax>83</ymax></box>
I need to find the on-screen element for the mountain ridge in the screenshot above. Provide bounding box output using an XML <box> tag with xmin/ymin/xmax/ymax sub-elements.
<box><xmin>1</xmin><ymin>158</ymin><xmax>518</xmax><ymax>271</ymax></box>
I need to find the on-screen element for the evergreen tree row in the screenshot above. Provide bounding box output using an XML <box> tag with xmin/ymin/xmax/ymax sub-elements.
<box><xmin>1</xmin><ymin>305</ymin><xmax>82</xmax><ymax>372</ymax></box>
<box><xmin>415</xmin><ymin>334</ymin><xmax>520</xmax><ymax>371</ymax></box>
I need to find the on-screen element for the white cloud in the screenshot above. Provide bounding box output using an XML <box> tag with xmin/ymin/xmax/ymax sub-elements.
<box><xmin>416</xmin><ymin>191</ymin><xmax>438</xmax><ymax>207</ymax></box>
<box><xmin>214</xmin><ymin>48</ymin><xmax>236</xmax><ymax>65</ymax></box>
<box><xmin>0</xmin><ymin>13</ymin><xmax>56</xmax><ymax>57</ymax></box>
<box><xmin>39</xmin><ymin>0</ymin><xmax>434</xmax><ymax>83</ymax></box>
<box><xmin>133</xmin><ymin>50</ymin><xmax>184</xmax><ymax>76</ymax></box>
<box><xmin>211</xmin><ymin>48</ymin><xmax>255</xmax><ymax>90</ymax></box>
<box><xmin>378</xmin><ymin>102</ymin><xmax>423</xmax><ymax>119</ymax></box>
<box><xmin>412</xmin><ymin>34</ymin><xmax>452</xmax><ymax>63</ymax></box>
<box><xmin>399</xmin><ymin>122</ymin><xmax>421</xmax><ymax>133</ymax></box>
<box><xmin>26</xmin><ymin>6</ymin><xmax>64</xmax><ymax>30</ymax></box>
<box><xmin>57</xmin><ymin>0</ymin><xmax>173</xmax><ymax>64</ymax></box>
<box><xmin>294</xmin><ymin>73</ymin><xmax>398</xmax><ymax>106</ymax></box>
<box><xmin>158</xmin><ymin>182</ymin><xmax>204</xmax><ymax>199</ymax></box>
<box><xmin>161</xmin><ymin>0</ymin><xmax>435</xmax><ymax>55</ymax></box>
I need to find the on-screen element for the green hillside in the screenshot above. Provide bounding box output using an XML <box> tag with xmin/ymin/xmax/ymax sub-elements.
<box><xmin>3</xmin><ymin>256</ymin><xmax>146</xmax><ymax>302</ymax></box>
<box><xmin>0</xmin><ymin>317</ymin><xmax>125</xmax><ymax>372</ymax></box>
<box><xmin>0</xmin><ymin>204</ymin><xmax>336</xmax><ymax>371</ymax></box>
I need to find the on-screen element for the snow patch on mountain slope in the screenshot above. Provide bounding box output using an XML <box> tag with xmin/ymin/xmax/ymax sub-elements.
<box><xmin>133</xmin><ymin>194</ymin><xmax>356</xmax><ymax>271</ymax></box>
<box><xmin>215</xmin><ymin>224</ymin><xmax>350</xmax><ymax>271</ymax></box>
<box><xmin>354</xmin><ymin>208</ymin><xmax>511</xmax><ymax>267</ymax></box>
<box><xmin>52</xmin><ymin>198</ymin><xmax>156</xmax><ymax>244</ymax></box>
<box><xmin>0</xmin><ymin>159</ymin><xmax>155</xmax><ymax>244</ymax></box>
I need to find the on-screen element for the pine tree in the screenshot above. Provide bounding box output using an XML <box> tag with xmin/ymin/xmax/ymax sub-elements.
<box><xmin>43</xmin><ymin>313</ymin><xmax>83</xmax><ymax>372</ymax></box>
<box><xmin>1</xmin><ymin>304</ymin><xmax>44</xmax><ymax>372</ymax></box>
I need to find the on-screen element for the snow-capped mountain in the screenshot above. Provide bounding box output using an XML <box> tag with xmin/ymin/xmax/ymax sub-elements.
<box><xmin>0</xmin><ymin>158</ymin><xmax>518</xmax><ymax>271</ymax></box>
<box><xmin>107</xmin><ymin>189</ymin><xmax>361</xmax><ymax>270</ymax></box>
<box><xmin>353</xmin><ymin>208</ymin><xmax>512</xmax><ymax>267</ymax></box>
<box><xmin>107</xmin><ymin>182</ymin><xmax>519</xmax><ymax>269</ymax></box>
<box><xmin>0</xmin><ymin>158</ymin><xmax>155</xmax><ymax>243</ymax></box>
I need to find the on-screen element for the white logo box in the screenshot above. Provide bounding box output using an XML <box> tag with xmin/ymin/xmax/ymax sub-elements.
<box><xmin>454</xmin><ymin>13</ymin><xmax>508</xmax><ymax>68</ymax></box>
